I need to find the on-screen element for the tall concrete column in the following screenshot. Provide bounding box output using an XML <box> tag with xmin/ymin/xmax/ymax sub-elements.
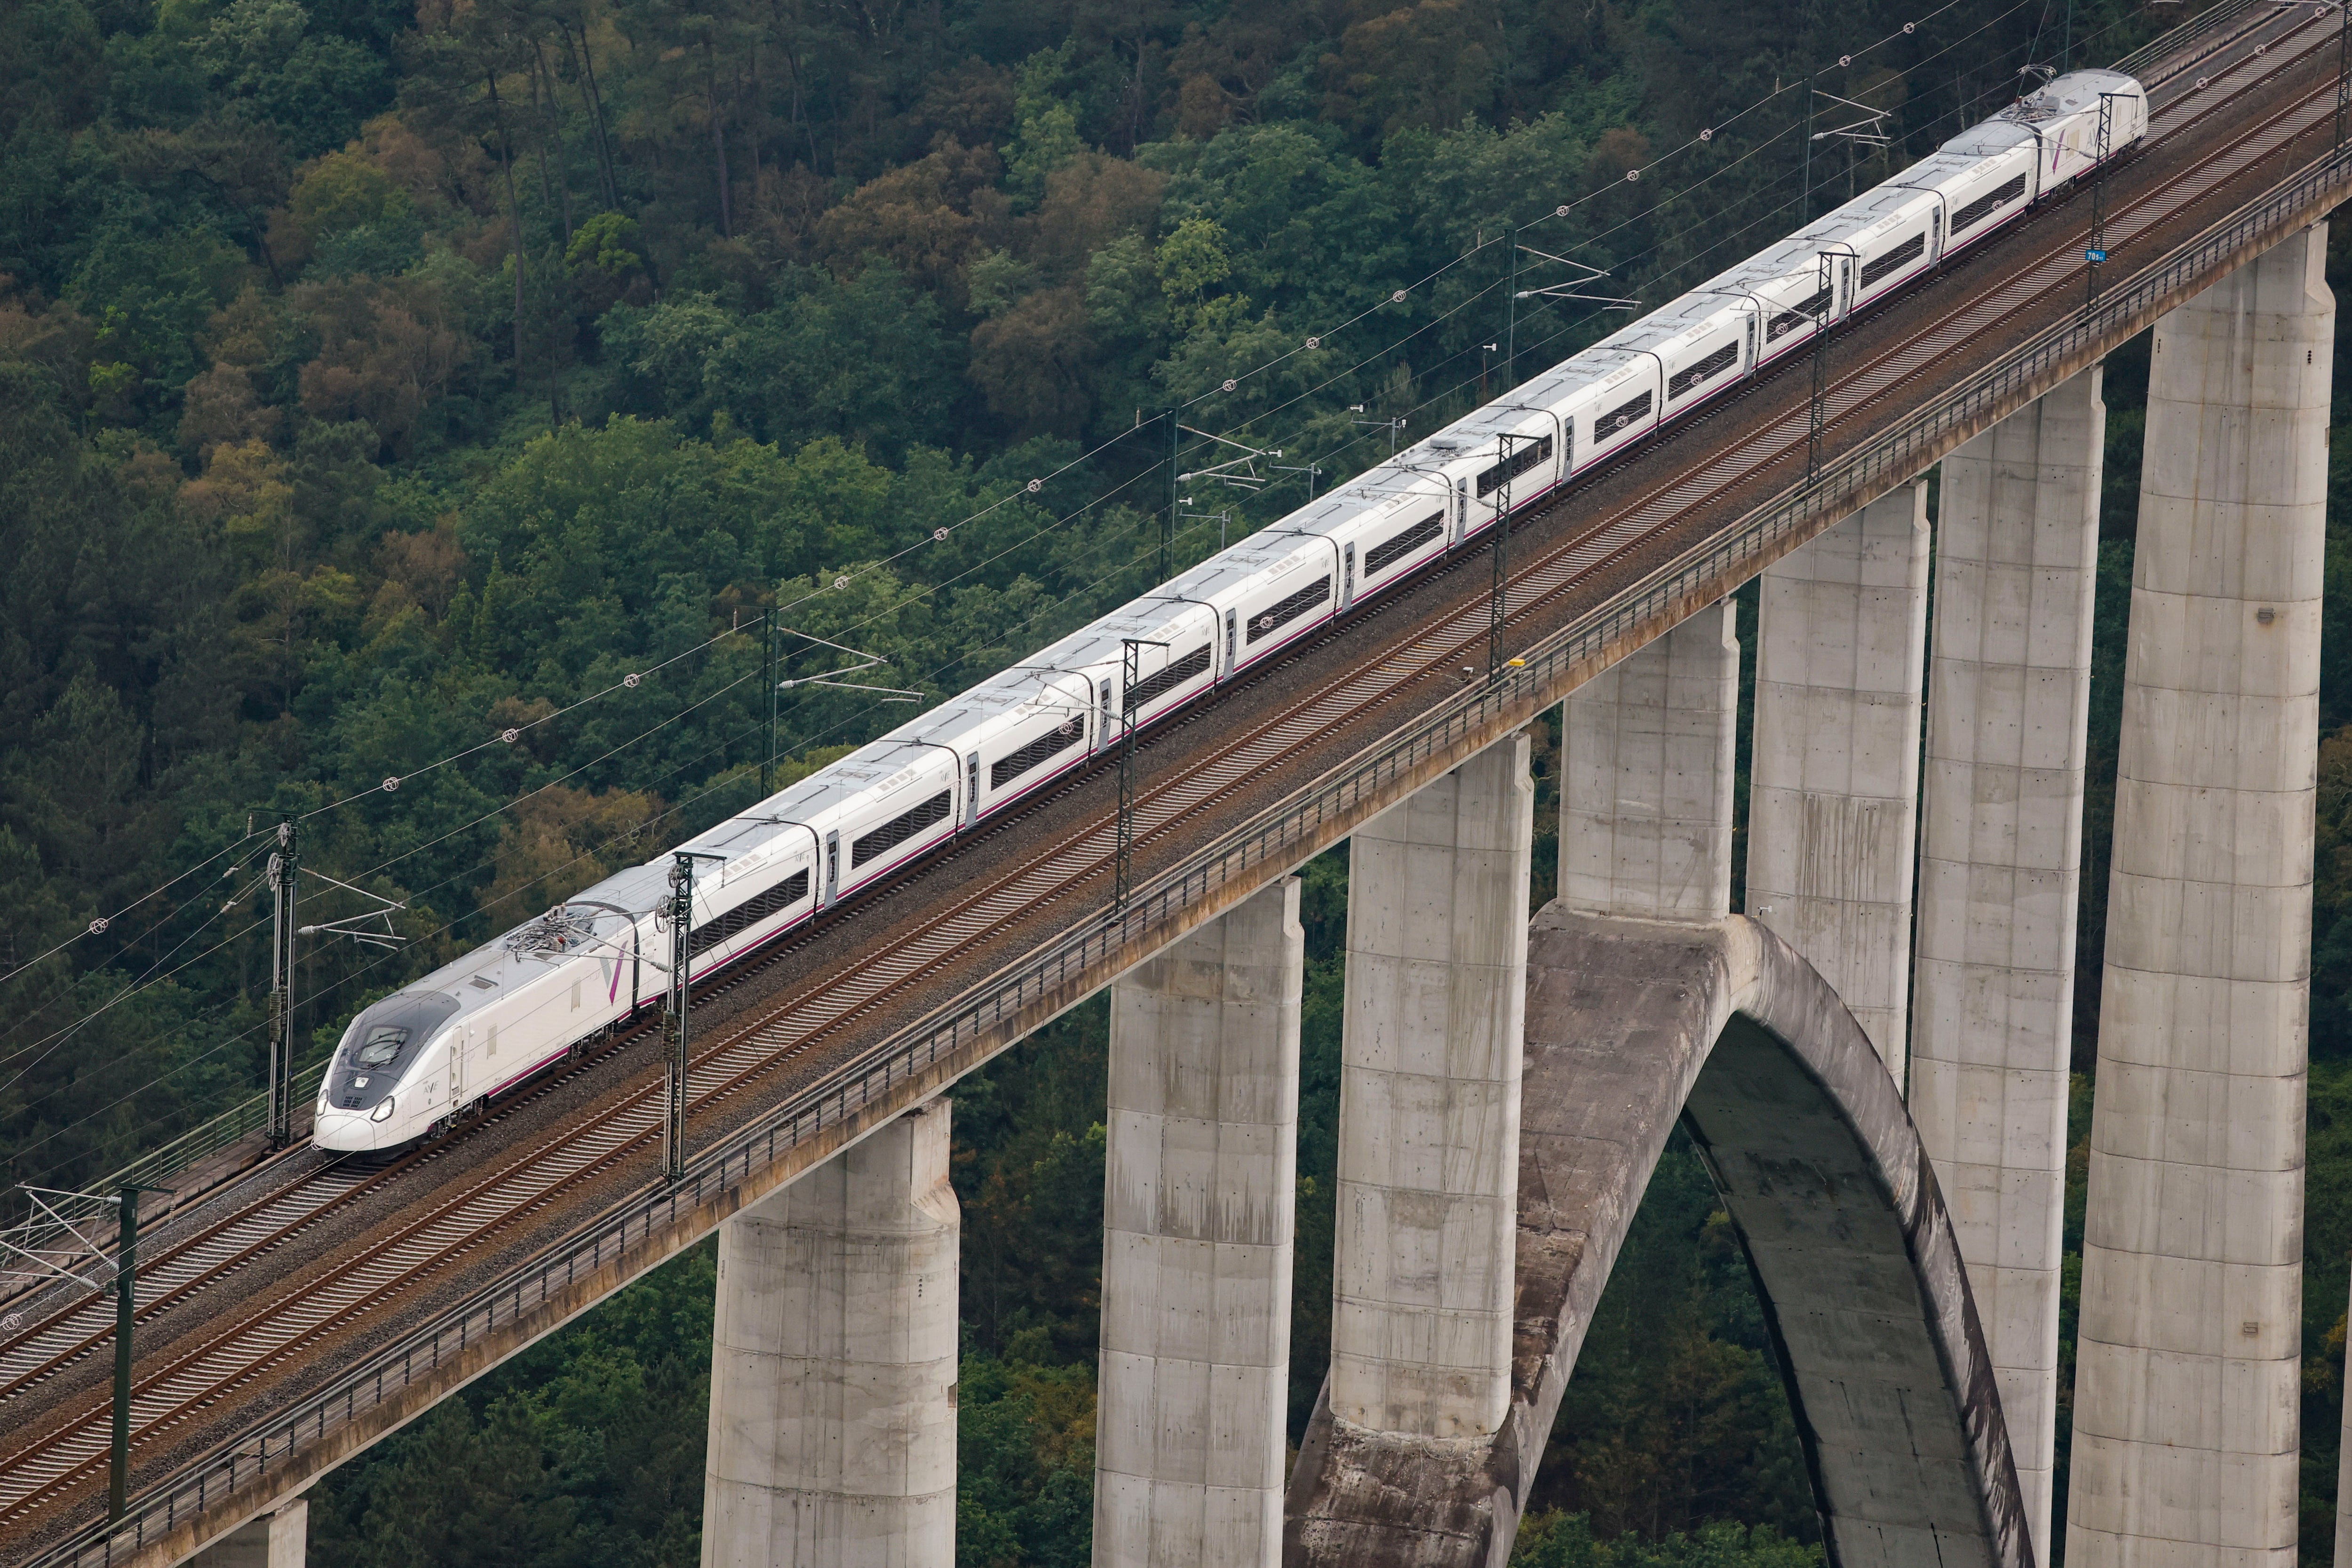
<box><xmin>702</xmin><ymin>1102</ymin><xmax>959</xmax><ymax>1568</ymax></box>
<box><xmin>2067</xmin><ymin>223</ymin><xmax>2331</xmax><ymax>1568</ymax></box>
<box><xmin>1748</xmin><ymin>479</ymin><xmax>1932</xmax><ymax>1076</ymax></box>
<box><xmin>1914</xmin><ymin>366</ymin><xmax>2105</xmax><ymax>1560</ymax></box>
<box><xmin>188</xmin><ymin>1499</ymin><xmax>306</xmax><ymax>1568</ymax></box>
<box><xmin>1559</xmin><ymin>601</ymin><xmax>1740</xmax><ymax>922</ymax></box>
<box><xmin>1096</xmin><ymin>877</ymin><xmax>1303</xmax><ymax>1568</ymax></box>
<box><xmin>1331</xmin><ymin>733</ymin><xmax>1532</xmax><ymax>1440</ymax></box>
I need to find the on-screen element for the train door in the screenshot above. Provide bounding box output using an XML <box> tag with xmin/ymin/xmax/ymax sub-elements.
<box><xmin>451</xmin><ymin>1025</ymin><xmax>467</xmax><ymax>1110</ymax></box>
<box><xmin>965</xmin><ymin>753</ymin><xmax>980</xmax><ymax>825</ymax></box>
<box><xmin>824</xmin><ymin>830</ymin><xmax>840</xmax><ymax>907</ymax></box>
<box><xmin>1097</xmin><ymin>679</ymin><xmax>1111</xmax><ymax>748</ymax></box>
<box><xmin>1342</xmin><ymin>542</ymin><xmax>1357</xmax><ymax>609</ymax></box>
<box><xmin>1224</xmin><ymin>610</ymin><xmax>1238</xmax><ymax>674</ymax></box>
<box><xmin>1742</xmin><ymin>315</ymin><xmax>1758</xmax><ymax>374</ymax></box>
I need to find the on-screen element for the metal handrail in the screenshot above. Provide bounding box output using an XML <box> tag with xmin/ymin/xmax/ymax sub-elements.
<box><xmin>78</xmin><ymin>1062</ymin><xmax>329</xmax><ymax>1208</ymax></box>
<box><xmin>23</xmin><ymin>55</ymin><xmax>2350</xmax><ymax>1568</ymax></box>
<box><xmin>2115</xmin><ymin>0</ymin><xmax>2261</xmax><ymax>79</ymax></box>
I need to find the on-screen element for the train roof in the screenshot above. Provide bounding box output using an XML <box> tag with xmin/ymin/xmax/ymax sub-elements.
<box><xmin>1154</xmin><ymin>525</ymin><xmax>1328</xmax><ymax>604</ymax></box>
<box><xmin>742</xmin><ymin>738</ymin><xmax>944</xmax><ymax>829</ymax></box>
<box><xmin>882</xmin><ymin>667</ymin><xmax>1087</xmax><ymax>752</ymax></box>
<box><xmin>2002</xmin><ymin>68</ymin><xmax>2143</xmax><ymax>124</ymax></box>
<box><xmin>1016</xmin><ymin>596</ymin><xmax>1213</xmax><ymax>676</ymax></box>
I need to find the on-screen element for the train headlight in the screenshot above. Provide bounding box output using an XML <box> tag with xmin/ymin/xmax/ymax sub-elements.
<box><xmin>370</xmin><ymin>1098</ymin><xmax>397</xmax><ymax>1123</ymax></box>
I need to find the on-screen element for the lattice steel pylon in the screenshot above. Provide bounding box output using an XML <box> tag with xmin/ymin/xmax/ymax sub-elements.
<box><xmin>1806</xmin><ymin>248</ymin><xmax>1851</xmax><ymax>481</ymax></box>
<box><xmin>661</xmin><ymin>850</ymin><xmax>724</xmax><ymax>1180</ymax></box>
<box><xmin>1489</xmin><ymin>432</ymin><xmax>1541</xmax><ymax>677</ymax></box>
<box><xmin>265</xmin><ymin>820</ymin><xmax>299</xmax><ymax>1149</ymax></box>
<box><xmin>1114</xmin><ymin>638</ymin><xmax>1168</xmax><ymax>911</ymax></box>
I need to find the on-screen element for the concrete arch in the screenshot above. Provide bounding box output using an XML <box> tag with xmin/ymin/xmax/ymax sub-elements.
<box><xmin>1284</xmin><ymin>910</ymin><xmax>2031</xmax><ymax>1568</ymax></box>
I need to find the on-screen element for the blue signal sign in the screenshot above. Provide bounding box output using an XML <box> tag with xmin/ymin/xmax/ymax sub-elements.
<box><xmin>2086</xmin><ymin>247</ymin><xmax>2108</xmax><ymax>263</ymax></box>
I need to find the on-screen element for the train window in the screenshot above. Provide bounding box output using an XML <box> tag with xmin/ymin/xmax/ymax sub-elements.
<box><xmin>1593</xmin><ymin>391</ymin><xmax>1653</xmax><ymax>441</ymax></box>
<box><xmin>1667</xmin><ymin>341</ymin><xmax>1740</xmax><ymax>401</ymax></box>
<box><xmin>688</xmin><ymin>870</ymin><xmax>811</xmax><ymax>958</ymax></box>
<box><xmin>1951</xmin><ymin>174</ymin><xmax>2027</xmax><ymax>234</ymax></box>
<box><xmin>1858</xmin><ymin>231</ymin><xmax>1926</xmax><ymax>290</ymax></box>
<box><xmin>851</xmin><ymin>791</ymin><xmax>952</xmax><ymax>868</ymax></box>
<box><xmin>1246</xmin><ymin>576</ymin><xmax>1333</xmax><ymax>645</ymax></box>
<box><xmin>992</xmin><ymin>718</ymin><xmax>1086</xmax><ymax>790</ymax></box>
<box><xmin>1474</xmin><ymin>435</ymin><xmax>1554</xmax><ymax>499</ymax></box>
<box><xmin>356</xmin><ymin>1026</ymin><xmax>408</xmax><ymax>1067</ymax></box>
<box><xmin>1768</xmin><ymin>286</ymin><xmax>1833</xmax><ymax>341</ymax></box>
<box><xmin>1125</xmin><ymin>645</ymin><xmax>1212</xmax><ymax>713</ymax></box>
<box><xmin>1364</xmin><ymin>514</ymin><xmax>1445</xmax><ymax>578</ymax></box>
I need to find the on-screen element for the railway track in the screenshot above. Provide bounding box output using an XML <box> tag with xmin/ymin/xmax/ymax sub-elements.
<box><xmin>0</xmin><ymin>6</ymin><xmax>2337</xmax><ymax>1557</ymax></box>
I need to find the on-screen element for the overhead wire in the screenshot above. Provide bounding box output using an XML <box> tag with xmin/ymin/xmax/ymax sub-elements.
<box><xmin>8</xmin><ymin>0</ymin><xmax>2183</xmax><ymax>1170</ymax></box>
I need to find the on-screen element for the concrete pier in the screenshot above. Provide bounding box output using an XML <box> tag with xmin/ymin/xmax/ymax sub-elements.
<box><xmin>1330</xmin><ymin>734</ymin><xmax>1533</xmax><ymax>1440</ymax></box>
<box><xmin>1748</xmin><ymin>479</ymin><xmax>1932</xmax><ymax>1076</ymax></box>
<box><xmin>1559</xmin><ymin>602</ymin><xmax>1740</xmax><ymax>921</ymax></box>
<box><xmin>1914</xmin><ymin>367</ymin><xmax>2106</xmax><ymax>1557</ymax></box>
<box><xmin>701</xmin><ymin>1103</ymin><xmax>959</xmax><ymax>1568</ymax></box>
<box><xmin>2067</xmin><ymin>224</ymin><xmax>2332</xmax><ymax>1568</ymax></box>
<box><xmin>187</xmin><ymin>1500</ymin><xmax>305</xmax><ymax>1568</ymax></box>
<box><xmin>1095</xmin><ymin>878</ymin><xmax>1303</xmax><ymax>1568</ymax></box>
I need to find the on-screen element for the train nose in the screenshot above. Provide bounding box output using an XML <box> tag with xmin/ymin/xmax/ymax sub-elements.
<box><xmin>313</xmin><ymin>1104</ymin><xmax>405</xmax><ymax>1154</ymax></box>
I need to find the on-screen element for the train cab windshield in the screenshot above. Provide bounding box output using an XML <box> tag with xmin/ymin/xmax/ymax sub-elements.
<box><xmin>333</xmin><ymin>992</ymin><xmax>459</xmax><ymax>1109</ymax></box>
<box><xmin>355</xmin><ymin>1026</ymin><xmax>408</xmax><ymax>1067</ymax></box>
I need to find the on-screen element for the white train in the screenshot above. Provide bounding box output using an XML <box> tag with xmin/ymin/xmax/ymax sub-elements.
<box><xmin>315</xmin><ymin>70</ymin><xmax>2145</xmax><ymax>1153</ymax></box>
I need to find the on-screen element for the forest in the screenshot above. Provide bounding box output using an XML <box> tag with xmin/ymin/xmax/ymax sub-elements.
<box><xmin>4</xmin><ymin>0</ymin><xmax>2352</xmax><ymax>1557</ymax></box>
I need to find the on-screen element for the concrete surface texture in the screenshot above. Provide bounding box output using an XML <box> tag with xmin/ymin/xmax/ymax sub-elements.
<box><xmin>1559</xmin><ymin>599</ymin><xmax>1740</xmax><ymax>920</ymax></box>
<box><xmin>1328</xmin><ymin>732</ymin><xmax>1533</xmax><ymax>1441</ymax></box>
<box><xmin>1285</xmin><ymin>911</ymin><xmax>2029</xmax><ymax>1568</ymax></box>
<box><xmin>2067</xmin><ymin>223</ymin><xmax>2332</xmax><ymax>1568</ymax></box>
<box><xmin>1913</xmin><ymin>366</ymin><xmax>2106</xmax><ymax>1559</ymax></box>
<box><xmin>183</xmin><ymin>1500</ymin><xmax>306</xmax><ymax>1568</ymax></box>
<box><xmin>1094</xmin><ymin>877</ymin><xmax>1304</xmax><ymax>1568</ymax></box>
<box><xmin>1748</xmin><ymin>478</ymin><xmax>1933</xmax><ymax>1075</ymax></box>
<box><xmin>699</xmin><ymin>1101</ymin><xmax>960</xmax><ymax>1568</ymax></box>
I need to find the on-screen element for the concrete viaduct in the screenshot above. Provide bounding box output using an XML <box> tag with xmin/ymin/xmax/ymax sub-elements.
<box><xmin>2</xmin><ymin>9</ymin><xmax>2347</xmax><ymax>1568</ymax></box>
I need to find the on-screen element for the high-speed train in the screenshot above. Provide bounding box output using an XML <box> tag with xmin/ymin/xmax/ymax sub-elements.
<box><xmin>315</xmin><ymin>69</ymin><xmax>2145</xmax><ymax>1153</ymax></box>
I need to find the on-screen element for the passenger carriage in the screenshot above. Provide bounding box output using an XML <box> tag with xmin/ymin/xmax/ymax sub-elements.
<box><xmin>316</xmin><ymin>69</ymin><xmax>2149</xmax><ymax>1155</ymax></box>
